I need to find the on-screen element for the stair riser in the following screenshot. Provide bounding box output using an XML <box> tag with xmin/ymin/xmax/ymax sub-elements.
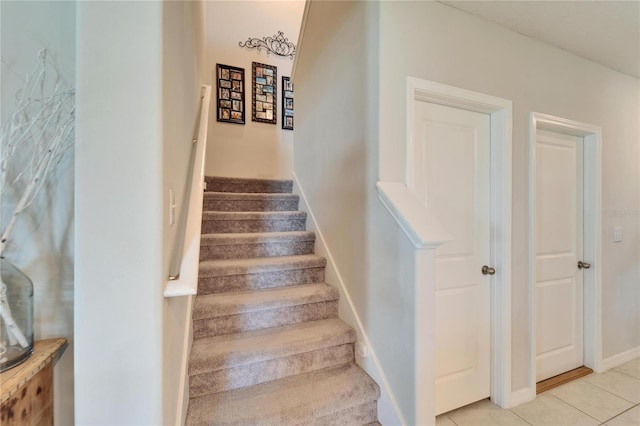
<box><xmin>200</xmin><ymin>241</ymin><xmax>315</xmax><ymax>261</ymax></box>
<box><xmin>193</xmin><ymin>301</ymin><xmax>338</xmax><ymax>339</ymax></box>
<box><xmin>315</xmin><ymin>401</ymin><xmax>378</xmax><ymax>425</ymax></box>
<box><xmin>189</xmin><ymin>344</ymin><xmax>354</xmax><ymax>397</ymax></box>
<box><xmin>205</xmin><ymin>179</ymin><xmax>293</xmax><ymax>194</ymax></box>
<box><xmin>202</xmin><ymin>219</ymin><xmax>306</xmax><ymax>234</ymax></box>
<box><xmin>203</xmin><ymin>199</ymin><xmax>299</xmax><ymax>212</ymax></box>
<box><xmin>198</xmin><ymin>268</ymin><xmax>325</xmax><ymax>295</ymax></box>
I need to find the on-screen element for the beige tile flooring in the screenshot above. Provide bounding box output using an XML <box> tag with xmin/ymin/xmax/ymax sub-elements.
<box><xmin>437</xmin><ymin>358</ymin><xmax>640</xmax><ymax>426</ymax></box>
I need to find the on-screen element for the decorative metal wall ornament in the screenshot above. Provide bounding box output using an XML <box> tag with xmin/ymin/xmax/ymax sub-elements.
<box><xmin>239</xmin><ymin>31</ymin><xmax>296</xmax><ymax>60</ymax></box>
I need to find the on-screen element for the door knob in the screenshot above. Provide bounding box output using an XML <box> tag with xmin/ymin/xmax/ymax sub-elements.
<box><xmin>482</xmin><ymin>265</ymin><xmax>496</xmax><ymax>275</ymax></box>
<box><xmin>578</xmin><ymin>261</ymin><xmax>591</xmax><ymax>269</ymax></box>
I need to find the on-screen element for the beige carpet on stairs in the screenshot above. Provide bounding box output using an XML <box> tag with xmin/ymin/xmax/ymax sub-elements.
<box><xmin>185</xmin><ymin>176</ymin><xmax>381</xmax><ymax>425</ymax></box>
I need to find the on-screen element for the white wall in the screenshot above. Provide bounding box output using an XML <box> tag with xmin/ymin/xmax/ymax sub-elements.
<box><xmin>161</xmin><ymin>1</ymin><xmax>206</xmax><ymax>424</ymax></box>
<box><xmin>293</xmin><ymin>1</ymin><xmax>418</xmax><ymax>424</ymax></box>
<box><xmin>75</xmin><ymin>2</ymin><xmax>164</xmax><ymax>424</ymax></box>
<box><xmin>379</xmin><ymin>1</ymin><xmax>640</xmax><ymax>392</ymax></box>
<box><xmin>296</xmin><ymin>0</ymin><xmax>639</xmax><ymax>422</ymax></box>
<box><xmin>204</xmin><ymin>0</ymin><xmax>305</xmax><ymax>179</ymax></box>
<box><xmin>0</xmin><ymin>2</ymin><xmax>75</xmax><ymax>424</ymax></box>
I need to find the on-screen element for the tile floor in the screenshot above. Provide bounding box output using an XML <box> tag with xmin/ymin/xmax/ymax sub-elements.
<box><xmin>437</xmin><ymin>358</ymin><xmax>640</xmax><ymax>426</ymax></box>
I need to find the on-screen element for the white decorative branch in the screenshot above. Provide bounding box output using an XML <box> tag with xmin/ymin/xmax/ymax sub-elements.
<box><xmin>0</xmin><ymin>286</ymin><xmax>27</xmax><ymax>347</ymax></box>
<box><xmin>0</xmin><ymin>49</ymin><xmax>74</xmax><ymax>350</ymax></box>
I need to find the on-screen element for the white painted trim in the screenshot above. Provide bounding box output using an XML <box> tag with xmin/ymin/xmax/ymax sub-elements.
<box><xmin>527</xmin><ymin>115</ymin><xmax>537</xmax><ymax>395</ymax></box>
<box><xmin>415</xmin><ymin>249</ymin><xmax>437</xmax><ymax>425</ymax></box>
<box><xmin>406</xmin><ymin>77</ymin><xmax>513</xmax><ymax>193</ymax></box>
<box><xmin>164</xmin><ymin>84</ymin><xmax>211</xmax><ymax>297</ymax></box>
<box><xmin>163</xmin><ymin>279</ymin><xmax>197</xmax><ymax>297</ymax></box>
<box><xmin>293</xmin><ymin>172</ymin><xmax>406</xmax><ymax>426</ymax></box>
<box><xmin>376</xmin><ymin>181</ymin><xmax>451</xmax><ymax>249</ymax></box>
<box><xmin>175</xmin><ymin>295</ymin><xmax>194</xmax><ymax>426</ymax></box>
<box><xmin>528</xmin><ymin>112</ymin><xmax>603</xmax><ymax>391</ymax></box>
<box><xmin>290</xmin><ymin>0</ymin><xmax>311</xmax><ymax>81</ymax></box>
<box><xmin>599</xmin><ymin>346</ymin><xmax>640</xmax><ymax>372</ymax></box>
<box><xmin>489</xmin><ymin>97</ymin><xmax>513</xmax><ymax>411</ymax></box>
<box><xmin>510</xmin><ymin>387</ymin><xmax>536</xmax><ymax>408</ymax></box>
<box><xmin>403</xmin><ymin>77</ymin><xmax>513</xmax><ymax>420</ymax></box>
<box><xmin>375</xmin><ymin>182</ymin><xmax>448</xmax><ymax>425</ymax></box>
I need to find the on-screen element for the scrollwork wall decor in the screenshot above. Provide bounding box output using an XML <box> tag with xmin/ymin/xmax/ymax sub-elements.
<box><xmin>239</xmin><ymin>31</ymin><xmax>296</xmax><ymax>60</ymax></box>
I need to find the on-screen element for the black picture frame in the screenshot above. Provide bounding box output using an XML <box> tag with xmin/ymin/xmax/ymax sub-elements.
<box><xmin>282</xmin><ymin>76</ymin><xmax>294</xmax><ymax>130</ymax></box>
<box><xmin>216</xmin><ymin>63</ymin><xmax>245</xmax><ymax>124</ymax></box>
<box><xmin>252</xmin><ymin>62</ymin><xmax>277</xmax><ymax>124</ymax></box>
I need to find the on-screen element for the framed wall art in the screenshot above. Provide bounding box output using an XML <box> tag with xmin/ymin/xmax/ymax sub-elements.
<box><xmin>252</xmin><ymin>62</ymin><xmax>277</xmax><ymax>124</ymax></box>
<box><xmin>216</xmin><ymin>63</ymin><xmax>245</xmax><ymax>124</ymax></box>
<box><xmin>282</xmin><ymin>76</ymin><xmax>294</xmax><ymax>130</ymax></box>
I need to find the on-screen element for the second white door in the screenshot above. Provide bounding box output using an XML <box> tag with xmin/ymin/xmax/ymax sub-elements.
<box><xmin>535</xmin><ymin>129</ymin><xmax>584</xmax><ymax>382</ymax></box>
<box><xmin>413</xmin><ymin>101</ymin><xmax>492</xmax><ymax>415</ymax></box>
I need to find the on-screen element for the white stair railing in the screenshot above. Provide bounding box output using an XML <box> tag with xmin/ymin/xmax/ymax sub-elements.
<box><xmin>165</xmin><ymin>84</ymin><xmax>212</xmax><ymax>297</ymax></box>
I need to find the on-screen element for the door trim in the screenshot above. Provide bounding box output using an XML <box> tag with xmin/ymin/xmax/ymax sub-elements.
<box><xmin>406</xmin><ymin>77</ymin><xmax>513</xmax><ymax>411</ymax></box>
<box><xmin>528</xmin><ymin>112</ymin><xmax>603</xmax><ymax>398</ymax></box>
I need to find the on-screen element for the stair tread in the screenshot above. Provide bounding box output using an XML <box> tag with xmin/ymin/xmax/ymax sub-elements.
<box><xmin>186</xmin><ymin>363</ymin><xmax>380</xmax><ymax>425</ymax></box>
<box><xmin>203</xmin><ymin>192</ymin><xmax>299</xmax><ymax>200</ymax></box>
<box><xmin>193</xmin><ymin>177</ymin><xmax>379</xmax><ymax>421</ymax></box>
<box><xmin>205</xmin><ymin>176</ymin><xmax>293</xmax><ymax>194</ymax></box>
<box><xmin>193</xmin><ymin>283</ymin><xmax>339</xmax><ymax>320</ymax></box>
<box><xmin>201</xmin><ymin>231</ymin><xmax>315</xmax><ymax>246</ymax></box>
<box><xmin>189</xmin><ymin>318</ymin><xmax>355</xmax><ymax>376</ymax></box>
<box><xmin>199</xmin><ymin>254</ymin><xmax>326</xmax><ymax>277</ymax></box>
<box><xmin>206</xmin><ymin>176</ymin><xmax>293</xmax><ymax>185</ymax></box>
<box><xmin>202</xmin><ymin>211</ymin><xmax>306</xmax><ymax>220</ymax></box>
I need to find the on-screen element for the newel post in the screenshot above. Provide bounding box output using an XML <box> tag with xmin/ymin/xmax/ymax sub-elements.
<box><xmin>376</xmin><ymin>181</ymin><xmax>450</xmax><ymax>426</ymax></box>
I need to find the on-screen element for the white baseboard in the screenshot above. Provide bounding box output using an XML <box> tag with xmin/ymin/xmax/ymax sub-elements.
<box><xmin>293</xmin><ymin>172</ymin><xmax>405</xmax><ymax>426</ymax></box>
<box><xmin>599</xmin><ymin>346</ymin><xmax>640</xmax><ymax>373</ymax></box>
<box><xmin>509</xmin><ymin>345</ymin><xmax>640</xmax><ymax>411</ymax></box>
<box><xmin>510</xmin><ymin>387</ymin><xmax>536</xmax><ymax>408</ymax></box>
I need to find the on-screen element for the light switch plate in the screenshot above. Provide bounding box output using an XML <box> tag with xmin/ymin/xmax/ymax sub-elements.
<box><xmin>613</xmin><ymin>226</ymin><xmax>623</xmax><ymax>242</ymax></box>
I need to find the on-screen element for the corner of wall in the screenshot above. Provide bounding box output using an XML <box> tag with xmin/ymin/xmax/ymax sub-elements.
<box><xmin>292</xmin><ymin>172</ymin><xmax>405</xmax><ymax>426</ymax></box>
<box><xmin>510</xmin><ymin>387</ymin><xmax>536</xmax><ymax>408</ymax></box>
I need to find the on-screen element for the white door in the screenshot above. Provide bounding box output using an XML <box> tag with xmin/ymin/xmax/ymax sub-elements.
<box><xmin>535</xmin><ymin>129</ymin><xmax>584</xmax><ymax>382</ymax></box>
<box><xmin>412</xmin><ymin>101</ymin><xmax>492</xmax><ymax>415</ymax></box>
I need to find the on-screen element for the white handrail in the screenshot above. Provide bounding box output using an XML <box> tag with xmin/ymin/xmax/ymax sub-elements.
<box><xmin>164</xmin><ymin>84</ymin><xmax>212</xmax><ymax>297</ymax></box>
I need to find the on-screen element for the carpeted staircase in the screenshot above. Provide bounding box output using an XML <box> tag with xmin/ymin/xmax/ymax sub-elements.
<box><xmin>185</xmin><ymin>176</ymin><xmax>381</xmax><ymax>425</ymax></box>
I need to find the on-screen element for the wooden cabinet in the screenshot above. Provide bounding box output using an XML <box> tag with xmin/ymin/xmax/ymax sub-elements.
<box><xmin>0</xmin><ymin>339</ymin><xmax>67</xmax><ymax>426</ymax></box>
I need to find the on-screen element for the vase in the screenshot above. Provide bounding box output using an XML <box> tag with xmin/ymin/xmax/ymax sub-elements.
<box><xmin>0</xmin><ymin>258</ymin><xmax>34</xmax><ymax>372</ymax></box>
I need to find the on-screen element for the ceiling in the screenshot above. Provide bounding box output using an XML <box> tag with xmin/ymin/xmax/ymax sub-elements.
<box><xmin>439</xmin><ymin>1</ymin><xmax>640</xmax><ymax>78</ymax></box>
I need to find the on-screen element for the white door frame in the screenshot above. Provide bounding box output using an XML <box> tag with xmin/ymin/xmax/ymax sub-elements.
<box><xmin>528</xmin><ymin>112</ymin><xmax>603</xmax><ymax>394</ymax></box>
<box><xmin>406</xmin><ymin>77</ymin><xmax>513</xmax><ymax>412</ymax></box>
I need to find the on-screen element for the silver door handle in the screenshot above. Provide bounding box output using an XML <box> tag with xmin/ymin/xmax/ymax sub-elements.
<box><xmin>578</xmin><ymin>261</ymin><xmax>591</xmax><ymax>269</ymax></box>
<box><xmin>482</xmin><ymin>265</ymin><xmax>496</xmax><ymax>275</ymax></box>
